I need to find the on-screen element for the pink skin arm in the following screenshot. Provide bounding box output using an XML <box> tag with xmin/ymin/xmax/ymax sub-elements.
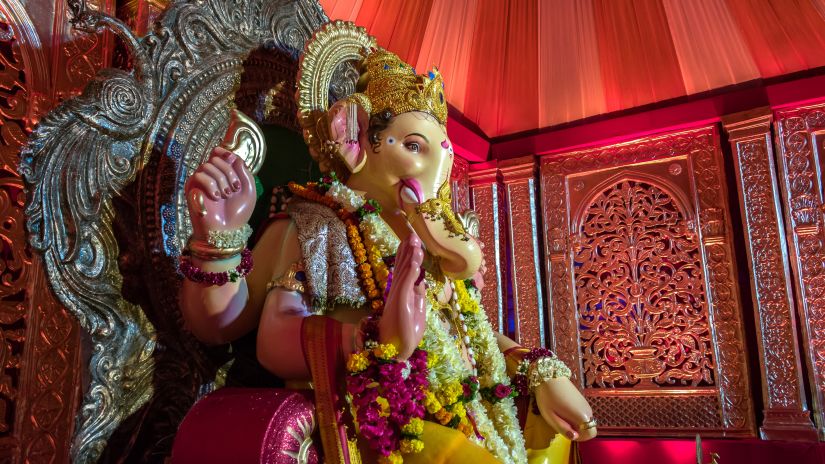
<box><xmin>179</xmin><ymin>147</ymin><xmax>263</xmax><ymax>344</ymax></box>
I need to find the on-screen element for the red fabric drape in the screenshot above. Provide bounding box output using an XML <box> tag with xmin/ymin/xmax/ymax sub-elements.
<box><xmin>319</xmin><ymin>0</ymin><xmax>362</xmax><ymax>22</ymax></box>
<box><xmin>662</xmin><ymin>0</ymin><xmax>760</xmax><ymax>95</ymax></box>
<box><xmin>538</xmin><ymin>0</ymin><xmax>606</xmax><ymax>127</ymax></box>
<box><xmin>354</xmin><ymin>0</ymin><xmax>434</xmax><ymax>66</ymax></box>
<box><xmin>594</xmin><ymin>0</ymin><xmax>686</xmax><ymax>112</ymax></box>
<box><xmin>496</xmin><ymin>0</ymin><xmax>539</xmax><ymax>135</ymax></box>
<box><xmin>414</xmin><ymin>0</ymin><xmax>479</xmax><ymax>113</ymax></box>
<box><xmin>462</xmin><ymin>0</ymin><xmax>510</xmax><ymax>136</ymax></box>
<box><xmin>725</xmin><ymin>0</ymin><xmax>825</xmax><ymax>77</ymax></box>
<box><xmin>321</xmin><ymin>0</ymin><xmax>825</xmax><ymax>138</ymax></box>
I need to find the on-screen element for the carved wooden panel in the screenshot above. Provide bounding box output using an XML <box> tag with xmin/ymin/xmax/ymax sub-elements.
<box><xmin>500</xmin><ymin>157</ymin><xmax>545</xmax><ymax>349</ymax></box>
<box><xmin>723</xmin><ymin>110</ymin><xmax>817</xmax><ymax>440</ymax></box>
<box><xmin>14</xmin><ymin>258</ymin><xmax>82</xmax><ymax>464</ymax></box>
<box><xmin>540</xmin><ymin>126</ymin><xmax>755</xmax><ymax>436</ymax></box>
<box><xmin>0</xmin><ymin>0</ymin><xmax>115</xmax><ymax>461</ymax></box>
<box><xmin>51</xmin><ymin>0</ymin><xmax>116</xmax><ymax>101</ymax></box>
<box><xmin>575</xmin><ymin>179</ymin><xmax>714</xmax><ymax>389</ymax></box>
<box><xmin>469</xmin><ymin>165</ymin><xmax>507</xmax><ymax>333</ymax></box>
<box><xmin>774</xmin><ymin>102</ymin><xmax>825</xmax><ymax>440</ymax></box>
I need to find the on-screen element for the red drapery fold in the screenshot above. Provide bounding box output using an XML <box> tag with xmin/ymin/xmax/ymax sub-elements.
<box><xmin>354</xmin><ymin>0</ymin><xmax>434</xmax><ymax>66</ymax></box>
<box><xmin>662</xmin><ymin>0</ymin><xmax>760</xmax><ymax>95</ymax></box>
<box><xmin>538</xmin><ymin>0</ymin><xmax>606</xmax><ymax>127</ymax></box>
<box><xmin>414</xmin><ymin>0</ymin><xmax>479</xmax><ymax>113</ymax></box>
<box><xmin>321</xmin><ymin>0</ymin><xmax>825</xmax><ymax>138</ymax></box>
<box><xmin>462</xmin><ymin>0</ymin><xmax>510</xmax><ymax>136</ymax></box>
<box><xmin>496</xmin><ymin>0</ymin><xmax>539</xmax><ymax>135</ymax></box>
<box><xmin>725</xmin><ymin>0</ymin><xmax>825</xmax><ymax>77</ymax></box>
<box><xmin>594</xmin><ymin>0</ymin><xmax>686</xmax><ymax>113</ymax></box>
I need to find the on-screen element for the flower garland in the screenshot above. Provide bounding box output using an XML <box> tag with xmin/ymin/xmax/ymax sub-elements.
<box><xmin>346</xmin><ymin>343</ymin><xmax>428</xmax><ymax>460</ymax></box>
<box><xmin>459</xmin><ymin>283</ymin><xmax>528</xmax><ymax>463</ymax></box>
<box><xmin>423</xmin><ymin>278</ymin><xmax>526</xmax><ymax>463</ymax></box>
<box><xmin>289</xmin><ymin>175</ymin><xmax>426</xmax><ymax>464</ymax></box>
<box><xmin>289</xmin><ymin>174</ymin><xmax>528</xmax><ymax>464</ymax></box>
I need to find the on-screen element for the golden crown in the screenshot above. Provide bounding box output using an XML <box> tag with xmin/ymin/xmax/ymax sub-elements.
<box><xmin>348</xmin><ymin>49</ymin><xmax>448</xmax><ymax>125</ymax></box>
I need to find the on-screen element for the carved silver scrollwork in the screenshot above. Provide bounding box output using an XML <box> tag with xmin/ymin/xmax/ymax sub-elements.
<box><xmin>19</xmin><ymin>0</ymin><xmax>355</xmax><ymax>461</ymax></box>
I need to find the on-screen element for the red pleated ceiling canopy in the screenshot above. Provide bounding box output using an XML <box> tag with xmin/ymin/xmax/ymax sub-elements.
<box><xmin>320</xmin><ymin>0</ymin><xmax>825</xmax><ymax>138</ymax></box>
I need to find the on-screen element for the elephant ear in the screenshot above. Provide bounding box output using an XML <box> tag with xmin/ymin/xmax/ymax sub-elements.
<box><xmin>327</xmin><ymin>98</ymin><xmax>369</xmax><ymax>173</ymax></box>
<box><xmin>296</xmin><ymin>21</ymin><xmax>376</xmax><ymax>174</ymax></box>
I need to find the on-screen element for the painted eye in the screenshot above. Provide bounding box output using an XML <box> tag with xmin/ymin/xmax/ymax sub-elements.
<box><xmin>405</xmin><ymin>142</ymin><xmax>421</xmax><ymax>153</ymax></box>
<box><xmin>387</xmin><ymin>137</ymin><xmax>396</xmax><ymax>144</ymax></box>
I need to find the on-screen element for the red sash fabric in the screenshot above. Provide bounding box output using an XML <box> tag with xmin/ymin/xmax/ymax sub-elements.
<box><xmin>301</xmin><ymin>316</ymin><xmax>354</xmax><ymax>464</ymax></box>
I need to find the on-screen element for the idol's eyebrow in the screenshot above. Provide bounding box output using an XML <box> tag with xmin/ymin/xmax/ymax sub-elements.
<box><xmin>406</xmin><ymin>132</ymin><xmax>429</xmax><ymax>143</ymax></box>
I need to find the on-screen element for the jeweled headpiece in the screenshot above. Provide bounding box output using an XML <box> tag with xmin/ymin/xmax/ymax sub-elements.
<box><xmin>347</xmin><ymin>49</ymin><xmax>447</xmax><ymax>125</ymax></box>
<box><xmin>297</xmin><ymin>21</ymin><xmax>447</xmax><ymax>172</ymax></box>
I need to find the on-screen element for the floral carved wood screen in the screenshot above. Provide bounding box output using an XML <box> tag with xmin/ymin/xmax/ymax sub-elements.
<box><xmin>576</xmin><ymin>180</ymin><xmax>714</xmax><ymax>389</ymax></box>
<box><xmin>541</xmin><ymin>126</ymin><xmax>755</xmax><ymax>436</ymax></box>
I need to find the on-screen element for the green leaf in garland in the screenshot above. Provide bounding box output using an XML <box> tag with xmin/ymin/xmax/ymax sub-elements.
<box><xmin>357</xmin><ymin>198</ymin><xmax>382</xmax><ymax>218</ymax></box>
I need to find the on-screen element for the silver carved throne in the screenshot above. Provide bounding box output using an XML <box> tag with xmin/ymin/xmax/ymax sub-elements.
<box><xmin>19</xmin><ymin>0</ymin><xmax>359</xmax><ymax>461</ymax></box>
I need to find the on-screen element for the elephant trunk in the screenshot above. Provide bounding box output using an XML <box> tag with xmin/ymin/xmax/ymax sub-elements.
<box><xmin>399</xmin><ymin>179</ymin><xmax>482</xmax><ymax>280</ymax></box>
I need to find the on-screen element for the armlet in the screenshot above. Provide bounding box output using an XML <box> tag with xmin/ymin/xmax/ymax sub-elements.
<box><xmin>266</xmin><ymin>261</ymin><xmax>307</xmax><ymax>294</ymax></box>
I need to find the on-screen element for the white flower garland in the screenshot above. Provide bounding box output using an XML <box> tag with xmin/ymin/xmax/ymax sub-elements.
<box><xmin>326</xmin><ymin>182</ymin><xmax>400</xmax><ymax>257</ymax></box>
<box><xmin>325</xmin><ymin>180</ymin><xmax>527</xmax><ymax>463</ymax></box>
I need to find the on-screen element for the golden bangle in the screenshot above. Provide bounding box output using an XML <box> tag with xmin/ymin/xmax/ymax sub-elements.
<box><xmin>188</xmin><ymin>240</ymin><xmax>243</xmax><ymax>260</ymax></box>
<box><xmin>578</xmin><ymin>418</ymin><xmax>597</xmax><ymax>431</ymax></box>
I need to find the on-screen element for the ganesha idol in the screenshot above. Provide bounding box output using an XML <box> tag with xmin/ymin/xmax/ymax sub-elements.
<box><xmin>179</xmin><ymin>21</ymin><xmax>595</xmax><ymax>464</ymax></box>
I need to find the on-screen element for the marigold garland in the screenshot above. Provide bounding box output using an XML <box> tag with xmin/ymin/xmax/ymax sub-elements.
<box><xmin>289</xmin><ymin>177</ymin><xmax>427</xmax><ymax>462</ymax></box>
<box><xmin>289</xmin><ymin>175</ymin><xmax>528</xmax><ymax>463</ymax></box>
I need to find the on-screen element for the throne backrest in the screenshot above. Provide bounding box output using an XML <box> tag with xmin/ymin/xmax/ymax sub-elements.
<box><xmin>18</xmin><ymin>1</ymin><xmax>360</xmax><ymax>461</ymax></box>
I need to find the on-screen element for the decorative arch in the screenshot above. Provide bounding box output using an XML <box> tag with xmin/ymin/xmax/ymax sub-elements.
<box><xmin>573</xmin><ymin>178</ymin><xmax>714</xmax><ymax>389</ymax></box>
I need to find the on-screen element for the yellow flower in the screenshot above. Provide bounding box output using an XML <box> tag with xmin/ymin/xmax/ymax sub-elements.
<box><xmin>347</xmin><ymin>352</ymin><xmax>369</xmax><ymax>373</ymax></box>
<box><xmin>401</xmin><ymin>418</ymin><xmax>424</xmax><ymax>435</ymax></box>
<box><xmin>374</xmin><ymin>343</ymin><xmax>398</xmax><ymax>360</ymax></box>
<box><xmin>437</xmin><ymin>382</ymin><xmax>463</xmax><ymax>405</ymax></box>
<box><xmin>376</xmin><ymin>396</ymin><xmax>390</xmax><ymax>417</ymax></box>
<box><xmin>454</xmin><ymin>280</ymin><xmax>480</xmax><ymax>314</ymax></box>
<box><xmin>424</xmin><ymin>391</ymin><xmax>442</xmax><ymax>414</ymax></box>
<box><xmin>378</xmin><ymin>451</ymin><xmax>403</xmax><ymax>464</ymax></box>
<box><xmin>450</xmin><ymin>402</ymin><xmax>466</xmax><ymax>418</ymax></box>
<box><xmin>427</xmin><ymin>352</ymin><xmax>439</xmax><ymax>368</ymax></box>
<box><xmin>400</xmin><ymin>438</ymin><xmax>425</xmax><ymax>454</ymax></box>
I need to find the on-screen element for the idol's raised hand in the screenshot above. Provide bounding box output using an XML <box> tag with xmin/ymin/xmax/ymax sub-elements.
<box><xmin>185</xmin><ymin>147</ymin><xmax>257</xmax><ymax>241</ymax></box>
<box><xmin>378</xmin><ymin>233</ymin><xmax>427</xmax><ymax>360</ymax></box>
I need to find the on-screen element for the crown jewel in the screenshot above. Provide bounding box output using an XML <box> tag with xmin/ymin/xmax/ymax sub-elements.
<box><xmin>350</xmin><ymin>48</ymin><xmax>447</xmax><ymax>125</ymax></box>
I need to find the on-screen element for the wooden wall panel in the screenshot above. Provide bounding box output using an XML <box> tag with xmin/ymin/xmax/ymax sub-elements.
<box><xmin>500</xmin><ymin>157</ymin><xmax>546</xmax><ymax>349</ymax></box>
<box><xmin>723</xmin><ymin>109</ymin><xmax>817</xmax><ymax>440</ymax></box>
<box><xmin>540</xmin><ymin>126</ymin><xmax>755</xmax><ymax>436</ymax></box>
<box><xmin>469</xmin><ymin>164</ymin><xmax>507</xmax><ymax>333</ymax></box>
<box><xmin>774</xmin><ymin>102</ymin><xmax>825</xmax><ymax>440</ymax></box>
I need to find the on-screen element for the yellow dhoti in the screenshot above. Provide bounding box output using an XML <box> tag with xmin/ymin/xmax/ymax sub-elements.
<box><xmin>397</xmin><ymin>416</ymin><xmax>572</xmax><ymax>464</ymax></box>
